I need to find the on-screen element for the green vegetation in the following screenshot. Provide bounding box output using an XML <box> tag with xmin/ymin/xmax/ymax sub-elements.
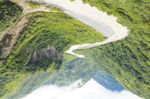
<box><xmin>28</xmin><ymin>1</ymin><xmax>42</xmax><ymax>8</ymax></box>
<box><xmin>83</xmin><ymin>0</ymin><xmax>150</xmax><ymax>98</ymax></box>
<box><xmin>0</xmin><ymin>8</ymin><xmax>104</xmax><ymax>98</ymax></box>
<box><xmin>1</xmin><ymin>0</ymin><xmax>149</xmax><ymax>98</ymax></box>
<box><xmin>6</xmin><ymin>11</ymin><xmax>104</xmax><ymax>71</ymax></box>
<box><xmin>0</xmin><ymin>0</ymin><xmax>22</xmax><ymax>33</ymax></box>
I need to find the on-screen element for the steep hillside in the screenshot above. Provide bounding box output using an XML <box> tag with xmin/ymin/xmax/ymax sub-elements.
<box><xmin>0</xmin><ymin>6</ymin><xmax>105</xmax><ymax>98</ymax></box>
<box><xmin>83</xmin><ymin>0</ymin><xmax>150</xmax><ymax>98</ymax></box>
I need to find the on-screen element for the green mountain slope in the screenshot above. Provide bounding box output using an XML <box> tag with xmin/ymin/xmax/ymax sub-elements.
<box><xmin>0</xmin><ymin>0</ymin><xmax>22</xmax><ymax>33</ymax></box>
<box><xmin>83</xmin><ymin>0</ymin><xmax>150</xmax><ymax>98</ymax></box>
<box><xmin>0</xmin><ymin>3</ymin><xmax>105</xmax><ymax>98</ymax></box>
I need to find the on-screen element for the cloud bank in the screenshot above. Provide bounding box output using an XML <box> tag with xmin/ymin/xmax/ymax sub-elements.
<box><xmin>22</xmin><ymin>79</ymin><xmax>142</xmax><ymax>99</ymax></box>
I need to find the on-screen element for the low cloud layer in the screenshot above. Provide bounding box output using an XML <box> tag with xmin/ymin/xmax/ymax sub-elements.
<box><xmin>22</xmin><ymin>79</ymin><xmax>142</xmax><ymax>99</ymax></box>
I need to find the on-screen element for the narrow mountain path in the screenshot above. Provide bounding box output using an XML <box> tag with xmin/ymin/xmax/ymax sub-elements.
<box><xmin>11</xmin><ymin>0</ymin><xmax>50</xmax><ymax>14</ymax></box>
<box><xmin>65</xmin><ymin>31</ymin><xmax>128</xmax><ymax>58</ymax></box>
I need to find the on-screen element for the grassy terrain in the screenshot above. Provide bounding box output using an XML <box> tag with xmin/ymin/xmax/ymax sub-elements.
<box><xmin>0</xmin><ymin>8</ymin><xmax>105</xmax><ymax>98</ymax></box>
<box><xmin>27</xmin><ymin>1</ymin><xmax>42</xmax><ymax>8</ymax></box>
<box><xmin>83</xmin><ymin>0</ymin><xmax>150</xmax><ymax>98</ymax></box>
<box><xmin>0</xmin><ymin>0</ymin><xmax>22</xmax><ymax>33</ymax></box>
<box><xmin>6</xmin><ymin>11</ymin><xmax>104</xmax><ymax>71</ymax></box>
<box><xmin>1</xmin><ymin>0</ymin><xmax>149</xmax><ymax>98</ymax></box>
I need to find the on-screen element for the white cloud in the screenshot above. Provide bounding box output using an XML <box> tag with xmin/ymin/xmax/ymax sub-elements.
<box><xmin>22</xmin><ymin>79</ymin><xmax>142</xmax><ymax>99</ymax></box>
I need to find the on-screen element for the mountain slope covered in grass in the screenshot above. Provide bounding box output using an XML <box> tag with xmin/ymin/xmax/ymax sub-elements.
<box><xmin>83</xmin><ymin>0</ymin><xmax>150</xmax><ymax>98</ymax></box>
<box><xmin>0</xmin><ymin>2</ymin><xmax>105</xmax><ymax>98</ymax></box>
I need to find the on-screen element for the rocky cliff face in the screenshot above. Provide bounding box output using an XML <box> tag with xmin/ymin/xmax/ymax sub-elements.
<box><xmin>0</xmin><ymin>33</ymin><xmax>14</xmax><ymax>59</ymax></box>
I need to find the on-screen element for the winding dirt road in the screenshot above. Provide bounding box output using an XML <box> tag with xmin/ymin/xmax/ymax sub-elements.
<box><xmin>65</xmin><ymin>31</ymin><xmax>128</xmax><ymax>58</ymax></box>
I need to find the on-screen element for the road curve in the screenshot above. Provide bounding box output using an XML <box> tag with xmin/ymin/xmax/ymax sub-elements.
<box><xmin>32</xmin><ymin>0</ymin><xmax>129</xmax><ymax>58</ymax></box>
<box><xmin>11</xmin><ymin>0</ymin><xmax>50</xmax><ymax>14</ymax></box>
<box><xmin>65</xmin><ymin>31</ymin><xmax>128</xmax><ymax>58</ymax></box>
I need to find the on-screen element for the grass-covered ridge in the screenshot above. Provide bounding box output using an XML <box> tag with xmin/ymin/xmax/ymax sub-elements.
<box><xmin>0</xmin><ymin>8</ymin><xmax>105</xmax><ymax>98</ymax></box>
<box><xmin>6</xmin><ymin>11</ymin><xmax>105</xmax><ymax>71</ymax></box>
<box><xmin>83</xmin><ymin>0</ymin><xmax>150</xmax><ymax>98</ymax></box>
<box><xmin>0</xmin><ymin>0</ymin><xmax>22</xmax><ymax>33</ymax></box>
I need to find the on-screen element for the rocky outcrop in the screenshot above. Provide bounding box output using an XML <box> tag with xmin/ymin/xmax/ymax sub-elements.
<box><xmin>28</xmin><ymin>46</ymin><xmax>63</xmax><ymax>70</ymax></box>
